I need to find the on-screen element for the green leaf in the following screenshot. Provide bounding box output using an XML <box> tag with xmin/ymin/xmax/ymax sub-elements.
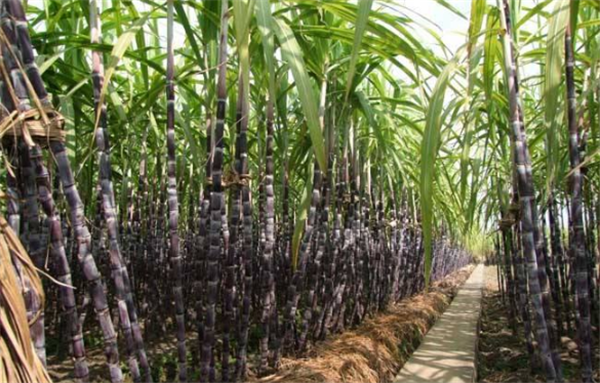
<box><xmin>37</xmin><ymin>51</ymin><xmax>63</xmax><ymax>74</ymax></box>
<box><xmin>434</xmin><ymin>0</ymin><xmax>467</xmax><ymax>20</ymax></box>
<box><xmin>344</xmin><ymin>0</ymin><xmax>374</xmax><ymax>101</ymax></box>
<box><xmin>570</xmin><ymin>0</ymin><xmax>580</xmax><ymax>36</ymax></box>
<box><xmin>108</xmin><ymin>86</ymin><xmax>128</xmax><ymax>122</ymax></box>
<box><xmin>467</xmin><ymin>0</ymin><xmax>486</xmax><ymax>54</ymax></box>
<box><xmin>174</xmin><ymin>2</ymin><xmax>203</xmax><ymax>66</ymax></box>
<box><xmin>176</xmin><ymin>109</ymin><xmax>202</xmax><ymax>170</ymax></box>
<box><xmin>94</xmin><ymin>10</ymin><xmax>152</xmax><ymax>132</ymax></box>
<box><xmin>256</xmin><ymin>0</ymin><xmax>276</xmax><ymax>100</ymax></box>
<box><xmin>272</xmin><ymin>18</ymin><xmax>327</xmax><ymax>172</ymax></box>
<box><xmin>544</xmin><ymin>0</ymin><xmax>570</xmax><ymax>127</ymax></box>
<box><xmin>483</xmin><ymin>7</ymin><xmax>500</xmax><ymax>101</ymax></box>
<box><xmin>234</xmin><ymin>0</ymin><xmax>255</xmax><ymax>103</ymax></box>
<box><xmin>543</xmin><ymin>0</ymin><xmax>570</xmax><ymax>186</ymax></box>
<box><xmin>291</xmin><ymin>169</ymin><xmax>313</xmax><ymax>270</ymax></box>
<box><xmin>420</xmin><ymin>57</ymin><xmax>460</xmax><ymax>288</ymax></box>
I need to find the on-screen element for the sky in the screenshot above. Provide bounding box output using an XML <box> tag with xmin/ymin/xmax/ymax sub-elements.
<box><xmin>27</xmin><ymin>0</ymin><xmax>545</xmax><ymax>53</ymax></box>
<box><xmin>27</xmin><ymin>0</ymin><xmax>473</xmax><ymax>52</ymax></box>
<box><xmin>26</xmin><ymin>0</ymin><xmax>542</xmax><ymax>89</ymax></box>
<box><xmin>395</xmin><ymin>0</ymin><xmax>472</xmax><ymax>55</ymax></box>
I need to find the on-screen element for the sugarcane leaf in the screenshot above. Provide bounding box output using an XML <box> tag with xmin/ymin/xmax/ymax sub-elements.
<box><xmin>108</xmin><ymin>86</ymin><xmax>128</xmax><ymax>122</ymax></box>
<box><xmin>95</xmin><ymin>10</ymin><xmax>152</xmax><ymax>132</ymax></box>
<box><xmin>544</xmin><ymin>0</ymin><xmax>569</xmax><ymax>128</ymax></box>
<box><xmin>256</xmin><ymin>0</ymin><xmax>276</xmax><ymax>100</ymax></box>
<box><xmin>291</xmin><ymin>169</ymin><xmax>313</xmax><ymax>270</ymax></box>
<box><xmin>174</xmin><ymin>2</ymin><xmax>203</xmax><ymax>67</ymax></box>
<box><xmin>543</xmin><ymin>0</ymin><xmax>569</xmax><ymax>187</ymax></box>
<box><xmin>570</xmin><ymin>0</ymin><xmax>580</xmax><ymax>36</ymax></box>
<box><xmin>234</xmin><ymin>0</ymin><xmax>254</xmax><ymax>110</ymax></box>
<box><xmin>515</xmin><ymin>0</ymin><xmax>553</xmax><ymax>29</ymax></box>
<box><xmin>420</xmin><ymin>58</ymin><xmax>459</xmax><ymax>288</ymax></box>
<box><xmin>483</xmin><ymin>7</ymin><xmax>499</xmax><ymax>101</ymax></box>
<box><xmin>272</xmin><ymin>18</ymin><xmax>327</xmax><ymax>172</ymax></box>
<box><xmin>432</xmin><ymin>0</ymin><xmax>467</xmax><ymax>20</ymax></box>
<box><xmin>37</xmin><ymin>51</ymin><xmax>63</xmax><ymax>74</ymax></box>
<box><xmin>356</xmin><ymin>91</ymin><xmax>385</xmax><ymax>146</ymax></box>
<box><xmin>176</xmin><ymin>109</ymin><xmax>202</xmax><ymax>170</ymax></box>
<box><xmin>467</xmin><ymin>0</ymin><xmax>486</xmax><ymax>54</ymax></box>
<box><xmin>344</xmin><ymin>0</ymin><xmax>373</xmax><ymax>101</ymax></box>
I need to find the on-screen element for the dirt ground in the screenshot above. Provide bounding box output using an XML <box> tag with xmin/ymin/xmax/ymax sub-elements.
<box><xmin>477</xmin><ymin>266</ymin><xmax>600</xmax><ymax>383</ymax></box>
<box><xmin>47</xmin><ymin>266</ymin><xmax>476</xmax><ymax>383</ymax></box>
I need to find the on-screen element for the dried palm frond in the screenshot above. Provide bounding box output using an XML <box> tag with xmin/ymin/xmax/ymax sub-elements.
<box><xmin>0</xmin><ymin>216</ymin><xmax>51</xmax><ymax>383</ymax></box>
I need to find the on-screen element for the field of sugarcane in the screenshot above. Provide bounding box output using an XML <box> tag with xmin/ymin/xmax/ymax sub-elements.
<box><xmin>0</xmin><ymin>0</ymin><xmax>598</xmax><ymax>382</ymax></box>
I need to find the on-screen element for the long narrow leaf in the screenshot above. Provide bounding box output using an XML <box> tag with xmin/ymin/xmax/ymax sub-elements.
<box><xmin>256</xmin><ymin>0</ymin><xmax>276</xmax><ymax>100</ymax></box>
<box><xmin>344</xmin><ymin>0</ymin><xmax>374</xmax><ymax>101</ymax></box>
<box><xmin>420</xmin><ymin>58</ymin><xmax>459</xmax><ymax>288</ymax></box>
<box><xmin>273</xmin><ymin>18</ymin><xmax>327</xmax><ymax>172</ymax></box>
<box><xmin>544</xmin><ymin>0</ymin><xmax>570</xmax><ymax>127</ymax></box>
<box><xmin>95</xmin><ymin>11</ymin><xmax>152</xmax><ymax>131</ymax></box>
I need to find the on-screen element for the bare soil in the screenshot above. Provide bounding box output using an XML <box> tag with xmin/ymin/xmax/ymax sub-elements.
<box><xmin>47</xmin><ymin>266</ymin><xmax>475</xmax><ymax>383</ymax></box>
<box><xmin>477</xmin><ymin>266</ymin><xmax>600</xmax><ymax>383</ymax></box>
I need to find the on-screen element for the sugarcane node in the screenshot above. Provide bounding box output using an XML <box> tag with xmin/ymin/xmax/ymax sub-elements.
<box><xmin>498</xmin><ymin>217</ymin><xmax>515</xmax><ymax>230</ymax></box>
<box><xmin>222</xmin><ymin>169</ymin><xmax>252</xmax><ymax>188</ymax></box>
<box><xmin>2</xmin><ymin>108</ymin><xmax>66</xmax><ymax>145</ymax></box>
<box><xmin>342</xmin><ymin>193</ymin><xmax>352</xmax><ymax>203</ymax></box>
<box><xmin>205</xmin><ymin>176</ymin><xmax>225</xmax><ymax>188</ymax></box>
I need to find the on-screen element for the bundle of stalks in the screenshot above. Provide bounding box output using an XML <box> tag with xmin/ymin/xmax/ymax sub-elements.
<box><xmin>0</xmin><ymin>214</ymin><xmax>51</xmax><ymax>383</ymax></box>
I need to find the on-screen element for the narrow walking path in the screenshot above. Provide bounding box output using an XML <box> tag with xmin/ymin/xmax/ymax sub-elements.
<box><xmin>394</xmin><ymin>264</ymin><xmax>485</xmax><ymax>383</ymax></box>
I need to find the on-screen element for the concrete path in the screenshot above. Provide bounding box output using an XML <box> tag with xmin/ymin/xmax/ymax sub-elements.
<box><xmin>394</xmin><ymin>264</ymin><xmax>484</xmax><ymax>383</ymax></box>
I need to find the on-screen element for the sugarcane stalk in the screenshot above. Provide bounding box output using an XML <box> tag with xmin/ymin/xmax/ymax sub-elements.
<box><xmin>5</xmin><ymin>0</ymin><xmax>48</xmax><ymax>105</ymax></box>
<box><xmin>499</xmin><ymin>1</ymin><xmax>557</xmax><ymax>380</ymax></box>
<box><xmin>318</xmin><ymin>118</ymin><xmax>338</xmax><ymax>339</ymax></box>
<box><xmin>17</xmin><ymin>141</ymin><xmax>46</xmax><ymax>364</ymax></box>
<box><xmin>255</xmin><ymin>87</ymin><xmax>276</xmax><ymax>372</ymax></box>
<box><xmin>88</xmin><ymin>1</ymin><xmax>148</xmax><ymax>380</ymax></box>
<box><xmin>548</xmin><ymin>195</ymin><xmax>568</xmax><ymax>337</ymax></box>
<box><xmin>235</xmin><ymin>76</ymin><xmax>255</xmax><ymax>381</ymax></box>
<box><xmin>200</xmin><ymin>1</ymin><xmax>228</xmax><ymax>380</ymax></box>
<box><xmin>0</xmin><ymin>11</ymin><xmax>95</xmax><ymax>379</ymax></box>
<box><xmin>282</xmin><ymin>164</ymin><xmax>321</xmax><ymax>351</ymax></box>
<box><xmin>0</xmin><ymin>6</ymin><xmax>28</xmax><ymax>112</ymax></box>
<box><xmin>565</xmin><ymin>22</ymin><xmax>593</xmax><ymax>383</ymax></box>
<box><xmin>223</xmin><ymin>80</ymin><xmax>242</xmax><ymax>383</ymax></box>
<box><xmin>235</xmin><ymin>184</ymin><xmax>253</xmax><ymax>379</ymax></box>
<box><xmin>50</xmin><ymin>141</ymin><xmax>125</xmax><ymax>383</ymax></box>
<box><xmin>195</xmin><ymin>118</ymin><xmax>211</xmax><ymax>372</ymax></box>
<box><xmin>29</xmin><ymin>144</ymin><xmax>91</xmax><ymax>382</ymax></box>
<box><xmin>298</xmin><ymin>72</ymin><xmax>329</xmax><ymax>351</ymax></box>
<box><xmin>165</xmin><ymin>1</ymin><xmax>187</xmax><ymax>381</ymax></box>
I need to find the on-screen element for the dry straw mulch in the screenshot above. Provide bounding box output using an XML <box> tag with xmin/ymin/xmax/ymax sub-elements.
<box><xmin>0</xmin><ymin>215</ymin><xmax>51</xmax><ymax>383</ymax></box>
<box><xmin>259</xmin><ymin>266</ymin><xmax>475</xmax><ymax>383</ymax></box>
